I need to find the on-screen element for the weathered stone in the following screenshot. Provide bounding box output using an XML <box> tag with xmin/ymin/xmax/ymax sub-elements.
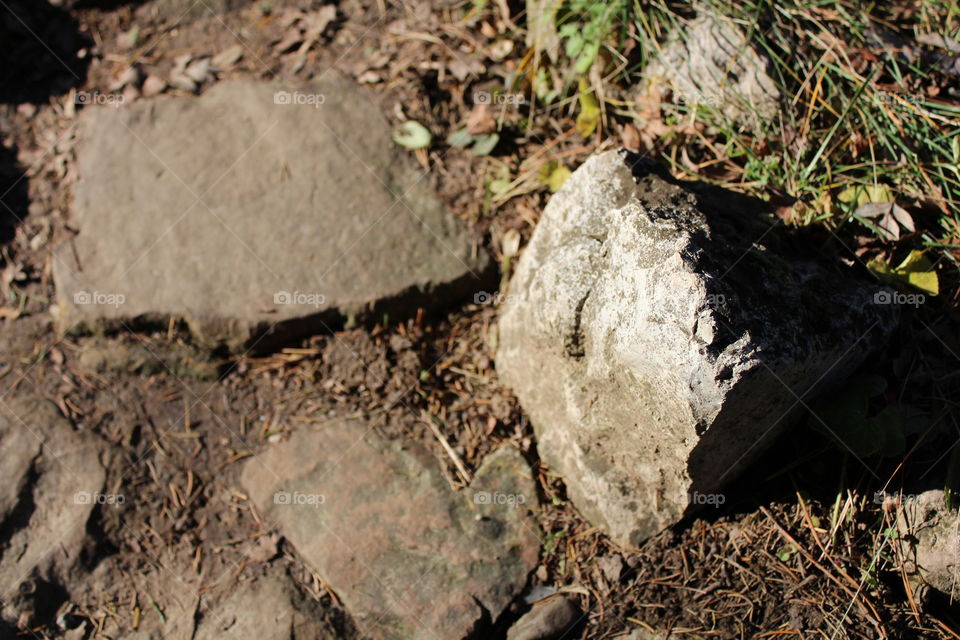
<box><xmin>242</xmin><ymin>420</ymin><xmax>540</xmax><ymax>640</ymax></box>
<box><xmin>507</xmin><ymin>595</ymin><xmax>583</xmax><ymax>640</ymax></box>
<box><xmin>0</xmin><ymin>394</ymin><xmax>106</xmax><ymax>627</ymax></box>
<box><xmin>642</xmin><ymin>11</ymin><xmax>780</xmax><ymax>131</ymax></box>
<box><xmin>497</xmin><ymin>150</ymin><xmax>897</xmax><ymax>546</ymax></box>
<box><xmin>55</xmin><ymin>76</ymin><xmax>490</xmax><ymax>351</ymax></box>
<box><xmin>195</xmin><ymin>576</ymin><xmax>337</xmax><ymax>640</ymax></box>
<box><xmin>895</xmin><ymin>490</ymin><xmax>960</xmax><ymax>600</ymax></box>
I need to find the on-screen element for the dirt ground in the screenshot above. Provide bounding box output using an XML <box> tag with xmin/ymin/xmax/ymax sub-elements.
<box><xmin>2</xmin><ymin>1</ymin><xmax>960</xmax><ymax>638</ymax></box>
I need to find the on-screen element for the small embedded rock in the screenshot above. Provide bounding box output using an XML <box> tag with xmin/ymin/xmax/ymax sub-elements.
<box><xmin>507</xmin><ymin>595</ymin><xmax>583</xmax><ymax>640</ymax></box>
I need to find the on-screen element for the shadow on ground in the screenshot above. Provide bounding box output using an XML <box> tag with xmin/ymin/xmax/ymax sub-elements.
<box><xmin>0</xmin><ymin>142</ymin><xmax>28</xmax><ymax>245</ymax></box>
<box><xmin>0</xmin><ymin>0</ymin><xmax>90</xmax><ymax>104</ymax></box>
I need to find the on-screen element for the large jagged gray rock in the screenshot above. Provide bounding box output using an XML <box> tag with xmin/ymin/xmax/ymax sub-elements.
<box><xmin>55</xmin><ymin>76</ymin><xmax>489</xmax><ymax>351</ymax></box>
<box><xmin>0</xmin><ymin>394</ymin><xmax>106</xmax><ymax>628</ymax></box>
<box><xmin>497</xmin><ymin>150</ymin><xmax>897</xmax><ymax>546</ymax></box>
<box><xmin>242</xmin><ymin>419</ymin><xmax>540</xmax><ymax>640</ymax></box>
<box><xmin>641</xmin><ymin>11</ymin><xmax>780</xmax><ymax>131</ymax></box>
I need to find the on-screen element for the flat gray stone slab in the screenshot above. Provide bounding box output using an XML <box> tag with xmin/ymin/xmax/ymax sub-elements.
<box><xmin>242</xmin><ymin>420</ymin><xmax>540</xmax><ymax>640</ymax></box>
<box><xmin>55</xmin><ymin>76</ymin><xmax>488</xmax><ymax>350</ymax></box>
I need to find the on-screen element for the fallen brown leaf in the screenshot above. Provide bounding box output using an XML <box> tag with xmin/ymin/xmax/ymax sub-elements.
<box><xmin>466</xmin><ymin>104</ymin><xmax>496</xmax><ymax>136</ymax></box>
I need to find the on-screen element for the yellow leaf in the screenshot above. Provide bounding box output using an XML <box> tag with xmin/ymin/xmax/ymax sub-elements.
<box><xmin>866</xmin><ymin>184</ymin><xmax>893</xmax><ymax>203</ymax></box>
<box><xmin>575</xmin><ymin>77</ymin><xmax>600</xmax><ymax>138</ymax></box>
<box><xmin>815</xmin><ymin>191</ymin><xmax>833</xmax><ymax>215</ymax></box>
<box><xmin>867</xmin><ymin>250</ymin><xmax>939</xmax><ymax>295</ymax></box>
<box><xmin>837</xmin><ymin>186</ymin><xmax>859</xmax><ymax>205</ymax></box>
<box><xmin>837</xmin><ymin>184</ymin><xmax>893</xmax><ymax>207</ymax></box>
<box><xmin>894</xmin><ymin>250</ymin><xmax>939</xmax><ymax>295</ymax></box>
<box><xmin>547</xmin><ymin>166</ymin><xmax>572</xmax><ymax>192</ymax></box>
<box><xmin>539</xmin><ymin>160</ymin><xmax>572</xmax><ymax>192</ymax></box>
<box><xmin>906</xmin><ymin>270</ymin><xmax>939</xmax><ymax>295</ymax></box>
<box><xmin>866</xmin><ymin>256</ymin><xmax>892</xmax><ymax>277</ymax></box>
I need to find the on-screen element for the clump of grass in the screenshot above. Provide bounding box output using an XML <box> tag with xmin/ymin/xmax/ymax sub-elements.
<box><xmin>525</xmin><ymin>0</ymin><xmax>960</xmax><ymax>297</ymax></box>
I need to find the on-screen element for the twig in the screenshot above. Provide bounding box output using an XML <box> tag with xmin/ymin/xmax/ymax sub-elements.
<box><xmin>422</xmin><ymin>411</ymin><xmax>471</xmax><ymax>485</ymax></box>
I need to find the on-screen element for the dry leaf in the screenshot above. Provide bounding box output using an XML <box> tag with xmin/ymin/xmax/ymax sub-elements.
<box><xmin>917</xmin><ymin>32</ymin><xmax>960</xmax><ymax>53</ymax></box>
<box><xmin>488</xmin><ymin>39</ymin><xmax>514</xmax><ymax>61</ymax></box>
<box><xmin>356</xmin><ymin>70</ymin><xmax>381</xmax><ymax>84</ymax></box>
<box><xmin>501</xmin><ymin>229</ymin><xmax>521</xmax><ymax>258</ymax></box>
<box><xmin>142</xmin><ymin>75</ymin><xmax>166</xmax><ymax>97</ymax></box>
<box><xmin>273</xmin><ymin>28</ymin><xmax>304</xmax><ymax>54</ymax></box>
<box><xmin>621</xmin><ymin>123</ymin><xmax>640</xmax><ymax>151</ymax></box>
<box><xmin>447</xmin><ymin>54</ymin><xmax>485</xmax><ymax>82</ymax></box>
<box><xmin>278</xmin><ymin>10</ymin><xmax>306</xmax><ymax>28</ymax></box>
<box><xmin>466</xmin><ymin>104</ymin><xmax>496</xmax><ymax>135</ymax></box>
<box><xmin>168</xmin><ymin>71</ymin><xmax>197</xmax><ymax>93</ymax></box>
<box><xmin>302</xmin><ymin>6</ymin><xmax>336</xmax><ymax>40</ymax></box>
<box><xmin>184</xmin><ymin>58</ymin><xmax>211</xmax><ymax>84</ymax></box>
<box><xmin>110</xmin><ymin>65</ymin><xmax>140</xmax><ymax>91</ymax></box>
<box><xmin>212</xmin><ymin>45</ymin><xmax>244</xmax><ymax>70</ymax></box>
<box><xmin>855</xmin><ymin>201</ymin><xmax>914</xmax><ymax>241</ymax></box>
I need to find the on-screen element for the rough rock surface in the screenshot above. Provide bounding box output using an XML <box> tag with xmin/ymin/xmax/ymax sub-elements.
<box><xmin>242</xmin><ymin>419</ymin><xmax>540</xmax><ymax>640</ymax></box>
<box><xmin>497</xmin><ymin>150</ymin><xmax>897</xmax><ymax>546</ymax></box>
<box><xmin>195</xmin><ymin>575</ymin><xmax>337</xmax><ymax>640</ymax></box>
<box><xmin>895</xmin><ymin>490</ymin><xmax>960</xmax><ymax>599</ymax></box>
<box><xmin>55</xmin><ymin>76</ymin><xmax>489</xmax><ymax>351</ymax></box>
<box><xmin>642</xmin><ymin>11</ymin><xmax>780</xmax><ymax>130</ymax></box>
<box><xmin>0</xmin><ymin>394</ymin><xmax>106</xmax><ymax>627</ymax></box>
<box><xmin>507</xmin><ymin>595</ymin><xmax>583</xmax><ymax>640</ymax></box>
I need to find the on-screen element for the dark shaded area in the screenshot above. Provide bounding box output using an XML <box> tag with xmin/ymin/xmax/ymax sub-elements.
<box><xmin>685</xmin><ymin>303</ymin><xmax>960</xmax><ymax>526</ymax></box>
<box><xmin>19</xmin><ymin>577</ymin><xmax>70</xmax><ymax>629</ymax></box>
<box><xmin>0</xmin><ymin>461</ymin><xmax>39</xmax><ymax>551</ymax></box>
<box><xmin>913</xmin><ymin>586</ymin><xmax>960</xmax><ymax>630</ymax></box>
<box><xmin>0</xmin><ymin>141</ymin><xmax>28</xmax><ymax>245</ymax></box>
<box><xmin>0</xmin><ymin>618</ymin><xmax>17</xmax><ymax>637</ymax></box>
<box><xmin>0</xmin><ymin>0</ymin><xmax>90</xmax><ymax>104</ymax></box>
